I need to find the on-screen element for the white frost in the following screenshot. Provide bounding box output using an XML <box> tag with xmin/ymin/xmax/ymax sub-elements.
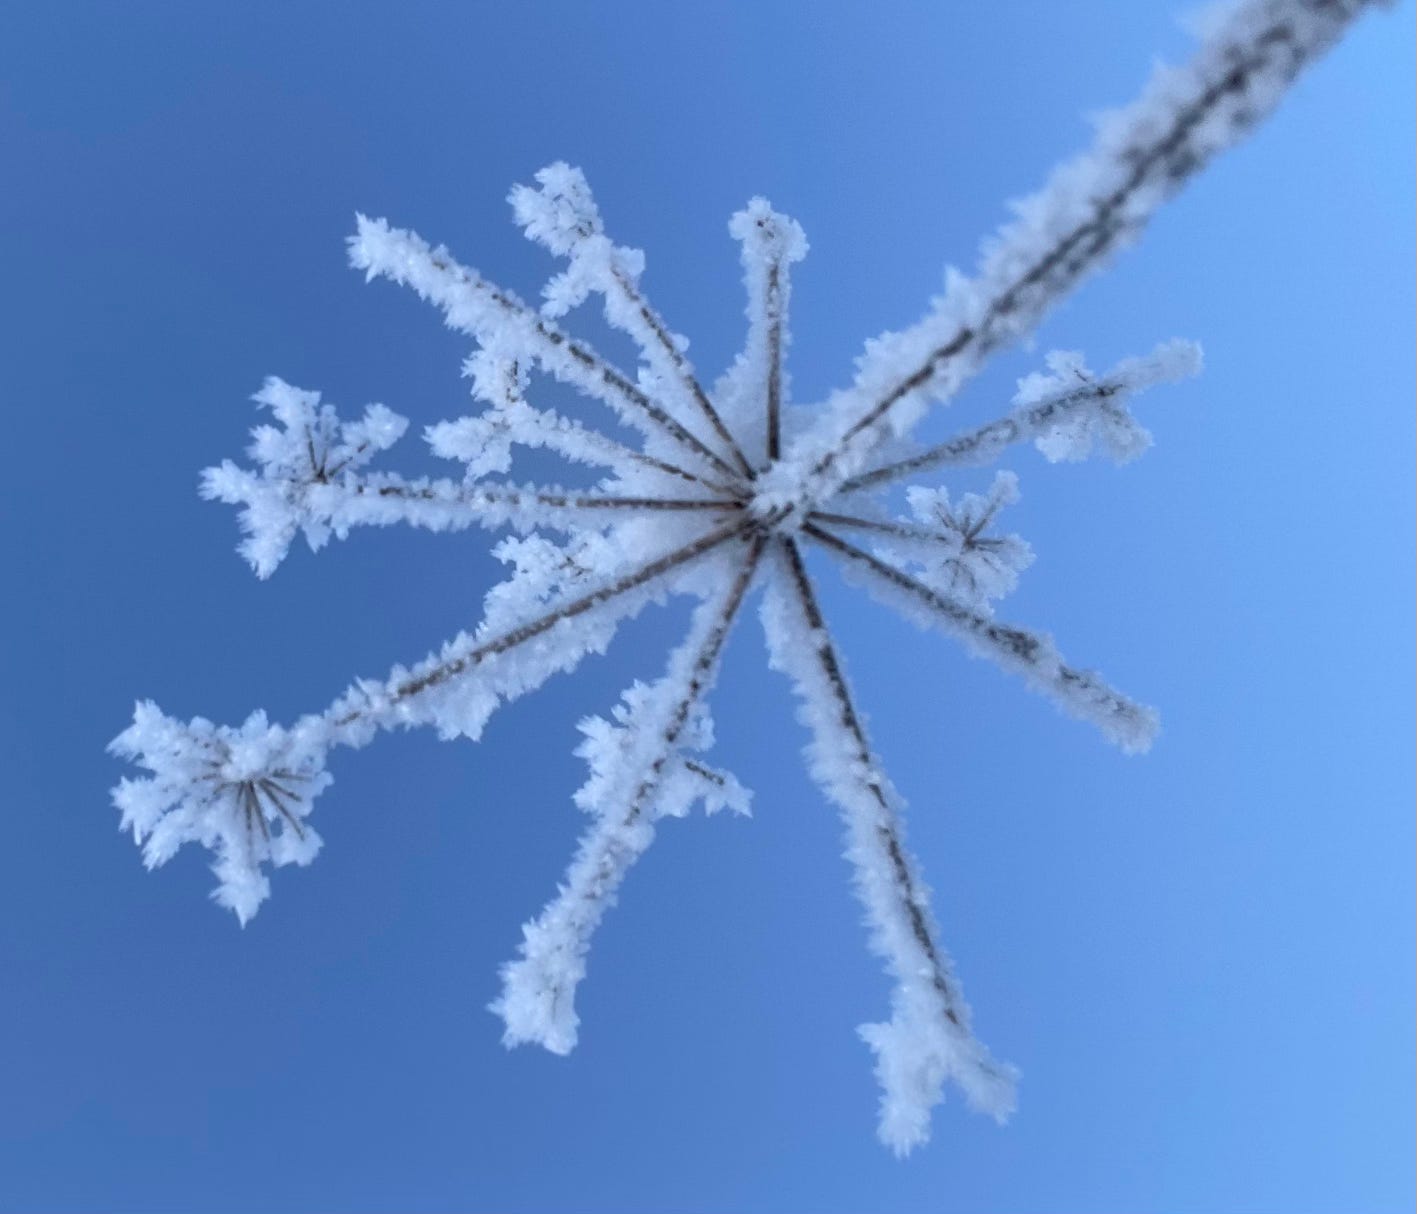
<box><xmin>112</xmin><ymin>0</ymin><xmax>1375</xmax><ymax>1154</ymax></box>
<box><xmin>110</xmin><ymin>703</ymin><xmax>329</xmax><ymax>924</ymax></box>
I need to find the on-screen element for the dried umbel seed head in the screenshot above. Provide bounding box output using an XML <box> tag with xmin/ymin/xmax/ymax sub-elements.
<box><xmin>112</xmin><ymin>0</ymin><xmax>1373</xmax><ymax>1153</ymax></box>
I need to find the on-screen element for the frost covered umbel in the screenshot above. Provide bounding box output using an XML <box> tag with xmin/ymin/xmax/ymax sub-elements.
<box><xmin>111</xmin><ymin>704</ymin><xmax>329</xmax><ymax>924</ymax></box>
<box><xmin>111</xmin><ymin>0</ymin><xmax>1376</xmax><ymax>1154</ymax></box>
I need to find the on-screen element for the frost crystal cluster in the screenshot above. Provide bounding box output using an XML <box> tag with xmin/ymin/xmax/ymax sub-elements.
<box><xmin>111</xmin><ymin>0</ymin><xmax>1376</xmax><ymax>1153</ymax></box>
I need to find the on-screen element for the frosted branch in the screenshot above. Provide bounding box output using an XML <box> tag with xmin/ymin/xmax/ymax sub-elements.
<box><xmin>492</xmin><ymin>533</ymin><xmax>766</xmax><ymax>1053</ymax></box>
<box><xmin>794</xmin><ymin>0</ymin><xmax>1372</xmax><ymax>492</ymax></box>
<box><xmin>440</xmin><ymin>354</ymin><xmax>728</xmax><ymax>491</ymax></box>
<box><xmin>813</xmin><ymin>473</ymin><xmax>1034</xmax><ymax>613</ymax></box>
<box><xmin>841</xmin><ymin>340</ymin><xmax>1202</xmax><ymax>493</ymax></box>
<box><xmin>323</xmin><ymin>515</ymin><xmax>758</xmax><ymax>747</ymax></box>
<box><xmin>805</xmin><ymin>521</ymin><xmax>1157</xmax><ymax>753</ymax></box>
<box><xmin>349</xmin><ymin>215</ymin><xmax>739</xmax><ymax>480</ymax></box>
<box><xmin>204</xmin><ymin>379</ymin><xmax>743</xmax><ymax>574</ymax></box>
<box><xmin>728</xmin><ymin>198</ymin><xmax>808</xmax><ymax>465</ymax></box>
<box><xmin>294</xmin><ymin>472</ymin><xmax>738</xmax><ymax>539</ymax></box>
<box><xmin>511</xmin><ymin>163</ymin><xmax>754</xmax><ymax>478</ymax></box>
<box><xmin>763</xmin><ymin>539</ymin><xmax>1017</xmax><ymax>1154</ymax></box>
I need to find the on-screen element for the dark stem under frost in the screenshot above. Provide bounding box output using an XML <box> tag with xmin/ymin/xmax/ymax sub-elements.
<box><xmin>803</xmin><ymin>521</ymin><xmax>1155</xmax><ymax>750</ymax></box>
<box><xmin>764</xmin><ymin>259</ymin><xmax>784</xmax><ymax>465</ymax></box>
<box><xmin>608</xmin><ymin>265</ymin><xmax>756</xmax><ymax>480</ymax></box>
<box><xmin>839</xmin><ymin>380</ymin><xmax>1123</xmax><ymax>493</ymax></box>
<box><xmin>778</xmin><ymin>537</ymin><xmax>973</xmax><ymax>1031</ymax></box>
<box><xmin>328</xmin><ymin>514</ymin><xmax>758</xmax><ymax>736</ymax></box>
<box><xmin>810</xmin><ymin>0</ymin><xmax>1364</xmax><ymax>489</ymax></box>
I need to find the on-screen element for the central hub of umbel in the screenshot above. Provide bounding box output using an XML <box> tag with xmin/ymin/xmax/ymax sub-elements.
<box><xmin>745</xmin><ymin>461</ymin><xmax>812</xmax><ymax>535</ymax></box>
<box><xmin>745</xmin><ymin>498</ymin><xmax>803</xmax><ymax>535</ymax></box>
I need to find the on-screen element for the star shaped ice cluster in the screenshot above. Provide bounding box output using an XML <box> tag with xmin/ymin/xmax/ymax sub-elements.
<box><xmin>111</xmin><ymin>0</ymin><xmax>1373</xmax><ymax>1152</ymax></box>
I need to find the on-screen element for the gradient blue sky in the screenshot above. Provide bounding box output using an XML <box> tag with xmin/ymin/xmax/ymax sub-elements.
<box><xmin>2</xmin><ymin>3</ymin><xmax>1412</xmax><ymax>1211</ymax></box>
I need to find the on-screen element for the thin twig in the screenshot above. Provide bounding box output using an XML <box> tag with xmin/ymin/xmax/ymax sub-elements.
<box><xmin>810</xmin><ymin>7</ymin><xmax>1345</xmax><ymax>488</ymax></box>
<box><xmin>490</xmin><ymin>357</ymin><xmax>732</xmax><ymax>492</ymax></box>
<box><xmin>492</xmin><ymin>534</ymin><xmax>768</xmax><ymax>1050</ymax></box>
<box><xmin>367</xmin><ymin>481</ymin><xmax>743</xmax><ymax>515</ymax></box>
<box><xmin>807</xmin><ymin>510</ymin><xmax>944</xmax><ymax>545</ymax></box>
<box><xmin>608</xmin><ymin>265</ymin><xmax>756</xmax><ymax>479</ymax></box>
<box><xmin>329</xmin><ymin>514</ymin><xmax>757</xmax><ymax>731</ymax></box>
<box><xmin>360</xmin><ymin>224</ymin><xmax>741</xmax><ymax>480</ymax></box>
<box><xmin>764</xmin><ymin>259</ymin><xmax>784</xmax><ymax>465</ymax></box>
<box><xmin>803</xmin><ymin>521</ymin><xmax>1153</xmax><ymax>747</ymax></box>
<box><xmin>839</xmin><ymin>380</ymin><xmax>1122</xmax><ymax>493</ymax></box>
<box><xmin>778</xmin><ymin>537</ymin><xmax>970</xmax><ymax>1025</ymax></box>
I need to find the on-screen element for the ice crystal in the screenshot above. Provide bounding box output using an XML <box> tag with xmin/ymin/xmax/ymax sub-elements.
<box><xmin>111</xmin><ymin>0</ymin><xmax>1378</xmax><ymax>1153</ymax></box>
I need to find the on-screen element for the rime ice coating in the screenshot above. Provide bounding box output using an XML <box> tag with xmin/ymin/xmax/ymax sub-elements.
<box><xmin>200</xmin><ymin>378</ymin><xmax>408</xmax><ymax>578</ymax></box>
<box><xmin>491</xmin><ymin>552</ymin><xmax>761</xmax><ymax>1055</ymax></box>
<box><xmin>112</xmin><ymin>0</ymin><xmax>1377</xmax><ymax>1155</ymax></box>
<box><xmin>786</xmin><ymin>0</ymin><xmax>1373</xmax><ymax>498</ymax></box>
<box><xmin>761</xmin><ymin>545</ymin><xmax>1019</xmax><ymax>1155</ymax></box>
<box><xmin>110</xmin><ymin>704</ymin><xmax>329</xmax><ymax>924</ymax></box>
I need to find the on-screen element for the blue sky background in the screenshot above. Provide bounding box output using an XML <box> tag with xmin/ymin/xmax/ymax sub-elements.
<box><xmin>1</xmin><ymin>3</ymin><xmax>1412</xmax><ymax>1211</ymax></box>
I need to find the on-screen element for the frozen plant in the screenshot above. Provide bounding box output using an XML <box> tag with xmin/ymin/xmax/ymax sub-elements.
<box><xmin>112</xmin><ymin>0</ymin><xmax>1380</xmax><ymax>1154</ymax></box>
